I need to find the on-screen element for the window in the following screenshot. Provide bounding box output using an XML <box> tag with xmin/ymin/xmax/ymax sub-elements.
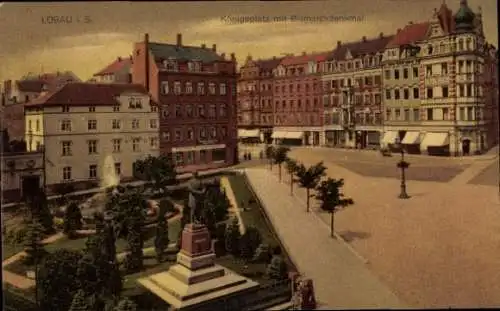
<box><xmin>374</xmin><ymin>75</ymin><xmax>381</xmax><ymax>85</ymax></box>
<box><xmin>61</xmin><ymin>120</ymin><xmax>72</xmax><ymax>131</ymax></box>
<box><xmin>386</xmin><ymin>109</ymin><xmax>391</xmax><ymax>120</ymax></box>
<box><xmin>395</xmin><ymin>109</ymin><xmax>401</xmax><ymax>120</ymax></box>
<box><xmin>185</xmin><ymin>82</ymin><xmax>193</xmax><ymax>94</ymax></box>
<box><xmin>394</xmin><ymin>70</ymin><xmax>400</xmax><ymax>80</ymax></box>
<box><xmin>442</xmin><ymin>108</ymin><xmax>449</xmax><ymax>120</ymax></box>
<box><xmin>112</xmin><ymin>139</ymin><xmax>121</xmax><ymax>153</ymax></box>
<box><xmin>149</xmin><ymin>119</ymin><xmax>157</xmax><ymax>129</ymax></box>
<box><xmin>132</xmin><ymin>138</ymin><xmax>140</xmax><ymax>152</ymax></box>
<box><xmin>209</xmin><ymin>104</ymin><xmax>216</xmax><ymax>118</ymax></box>
<box><xmin>427</xmin><ymin>45</ymin><xmax>433</xmax><ymax>55</ymax></box>
<box><xmin>150</xmin><ymin>105</ymin><xmax>158</xmax><ymax>112</ymax></box>
<box><xmin>413</xmin><ymin>109</ymin><xmax>420</xmax><ymax>121</ymax></box>
<box><xmin>467</xmin><ymin>107</ymin><xmax>473</xmax><ymax>120</ymax></box>
<box><xmin>161</xmin><ymin>82</ymin><xmax>169</xmax><ymax>94</ymax></box>
<box><xmin>364</xmin><ymin>76</ymin><xmax>372</xmax><ymax>85</ymax></box>
<box><xmin>175</xmin><ymin>129</ymin><xmax>182</xmax><ymax>141</ymax></box>
<box><xmin>112</xmin><ymin>119</ymin><xmax>121</xmax><ymax>129</ymax></box>
<box><xmin>426</xmin><ymin>65</ymin><xmax>432</xmax><ymax>77</ymax></box>
<box><xmin>200</xmin><ymin>150</ymin><xmax>207</xmax><ymax>163</ymax></box>
<box><xmin>187</xmin><ymin>128</ymin><xmax>194</xmax><ymax>140</ymax></box>
<box><xmin>220</xmin><ymin>83</ymin><xmax>227</xmax><ymax>95</ymax></box>
<box><xmin>162</xmin><ymin>105</ymin><xmax>170</xmax><ymax>118</ymax></box>
<box><xmin>200</xmin><ymin>127</ymin><xmax>207</xmax><ymax>139</ymax></box>
<box><xmin>459</xmin><ymin>107</ymin><xmax>465</xmax><ymax>120</ymax></box>
<box><xmin>442</xmin><ymin>86</ymin><xmax>449</xmax><ymax>98</ymax></box>
<box><xmin>466</xmin><ymin>84</ymin><xmax>472</xmax><ymax>97</ymax></box>
<box><xmin>404</xmin><ymin>109</ymin><xmax>410</xmax><ymax>121</ymax></box>
<box><xmin>441</xmin><ymin>63</ymin><xmax>448</xmax><ymax>75</ymax></box>
<box><xmin>220</xmin><ymin>126</ymin><xmax>227</xmax><ymax>138</ymax></box>
<box><xmin>198</xmin><ymin>104</ymin><xmax>205</xmax><ymax>117</ymax></box>
<box><xmin>175</xmin><ymin>153</ymin><xmax>184</xmax><ymax>166</ymax></box>
<box><xmin>209</xmin><ymin>82</ymin><xmax>216</xmax><ymax>95</ymax></box>
<box><xmin>114</xmin><ymin>163</ymin><xmax>121</xmax><ymax>176</ymax></box>
<box><xmin>35</xmin><ymin>120</ymin><xmax>40</xmax><ymax>131</ymax></box>
<box><xmin>374</xmin><ymin>94</ymin><xmax>381</xmax><ymax>104</ymax></box>
<box><xmin>61</xmin><ymin>141</ymin><xmax>72</xmax><ymax>156</ymax></box>
<box><xmin>186</xmin><ymin>151</ymin><xmax>194</xmax><ymax>164</ymax></box>
<box><xmin>413</xmin><ymin>88</ymin><xmax>419</xmax><ymax>99</ymax></box>
<box><xmin>28</xmin><ymin>120</ymin><xmax>32</xmax><ymax>131</ymax></box>
<box><xmin>220</xmin><ymin>104</ymin><xmax>227</xmax><ymax>117</ymax></box>
<box><xmin>62</xmin><ymin>106</ymin><xmax>70</xmax><ymax>113</ymax></box>
<box><xmin>174</xmin><ymin>81</ymin><xmax>181</xmax><ymax>95</ymax></box>
<box><xmin>197</xmin><ymin>82</ymin><xmax>205</xmax><ymax>95</ymax></box>
<box><xmin>413</xmin><ymin>67</ymin><xmax>419</xmax><ymax>78</ymax></box>
<box><xmin>149</xmin><ymin>137</ymin><xmax>158</xmax><ymax>149</ymax></box>
<box><xmin>385</xmin><ymin>89</ymin><xmax>391</xmax><ymax>100</ymax></box>
<box><xmin>89</xmin><ymin>165</ymin><xmax>97</xmax><ymax>179</ymax></box>
<box><xmin>394</xmin><ymin>89</ymin><xmax>400</xmax><ymax>100</ymax></box>
<box><xmin>212</xmin><ymin>148</ymin><xmax>226</xmax><ymax>162</ymax></box>
<box><xmin>181</xmin><ymin>104</ymin><xmax>191</xmax><ymax>117</ymax></box>
<box><xmin>210</xmin><ymin>127</ymin><xmax>217</xmax><ymax>138</ymax></box>
<box><xmin>384</xmin><ymin>70</ymin><xmax>391</xmax><ymax>79</ymax></box>
<box><xmin>87</xmin><ymin>140</ymin><xmax>98</xmax><ymax>154</ymax></box>
<box><xmin>458</xmin><ymin>85</ymin><xmax>464</xmax><ymax>97</ymax></box>
<box><xmin>402</xmin><ymin>68</ymin><xmax>408</xmax><ymax>79</ymax></box>
<box><xmin>89</xmin><ymin>106</ymin><xmax>96</xmax><ymax>112</ymax></box>
<box><xmin>427</xmin><ymin>108</ymin><xmax>433</xmax><ymax>120</ymax></box>
<box><xmin>88</xmin><ymin>119</ymin><xmax>97</xmax><ymax>130</ymax></box>
<box><xmin>113</xmin><ymin>105</ymin><xmax>120</xmax><ymax>112</ymax></box>
<box><xmin>162</xmin><ymin>131</ymin><xmax>170</xmax><ymax>141</ymax></box>
<box><xmin>175</xmin><ymin>105</ymin><xmax>182</xmax><ymax>117</ymax></box>
<box><xmin>131</xmin><ymin>119</ymin><xmax>140</xmax><ymax>129</ymax></box>
<box><xmin>403</xmin><ymin>89</ymin><xmax>409</xmax><ymax>100</ymax></box>
<box><xmin>427</xmin><ymin>88</ymin><xmax>433</xmax><ymax>99</ymax></box>
<box><xmin>63</xmin><ymin>167</ymin><xmax>72</xmax><ymax>181</ymax></box>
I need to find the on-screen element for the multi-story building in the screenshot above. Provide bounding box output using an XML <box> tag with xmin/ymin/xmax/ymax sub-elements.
<box><xmin>382</xmin><ymin>0</ymin><xmax>498</xmax><ymax>155</ymax></box>
<box><xmin>271</xmin><ymin>52</ymin><xmax>328</xmax><ymax>145</ymax></box>
<box><xmin>131</xmin><ymin>33</ymin><xmax>238</xmax><ymax>172</ymax></box>
<box><xmin>91</xmin><ymin>56</ymin><xmax>133</xmax><ymax>83</ymax></box>
<box><xmin>1</xmin><ymin>71</ymin><xmax>81</xmax><ymax>140</ymax></box>
<box><xmin>237</xmin><ymin>55</ymin><xmax>282</xmax><ymax>143</ymax></box>
<box><xmin>24</xmin><ymin>83</ymin><xmax>159</xmax><ymax>191</ymax></box>
<box><xmin>321</xmin><ymin>34</ymin><xmax>393</xmax><ymax>148</ymax></box>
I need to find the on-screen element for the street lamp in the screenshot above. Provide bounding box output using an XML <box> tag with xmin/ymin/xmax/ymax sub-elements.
<box><xmin>394</xmin><ymin>137</ymin><xmax>410</xmax><ymax>199</ymax></box>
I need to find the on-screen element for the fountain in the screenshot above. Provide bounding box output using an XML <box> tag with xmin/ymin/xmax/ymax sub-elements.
<box><xmin>101</xmin><ymin>155</ymin><xmax>120</xmax><ymax>189</ymax></box>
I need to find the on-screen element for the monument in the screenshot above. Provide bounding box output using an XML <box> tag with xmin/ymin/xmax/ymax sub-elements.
<box><xmin>138</xmin><ymin>223</ymin><xmax>260</xmax><ymax>310</ymax></box>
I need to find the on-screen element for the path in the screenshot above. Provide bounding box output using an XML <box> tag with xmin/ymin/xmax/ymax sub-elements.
<box><xmin>219</xmin><ymin>176</ymin><xmax>246</xmax><ymax>234</ymax></box>
<box><xmin>244</xmin><ymin>168</ymin><xmax>406</xmax><ymax>309</ymax></box>
<box><xmin>449</xmin><ymin>158</ymin><xmax>498</xmax><ymax>185</ymax></box>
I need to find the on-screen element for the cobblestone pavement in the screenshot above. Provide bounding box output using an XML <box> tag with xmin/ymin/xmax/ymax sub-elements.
<box><xmin>468</xmin><ymin>161</ymin><xmax>499</xmax><ymax>187</ymax></box>
<box><xmin>266</xmin><ymin>161</ymin><xmax>500</xmax><ymax>308</ymax></box>
<box><xmin>245</xmin><ymin>168</ymin><xmax>406</xmax><ymax>309</ymax></box>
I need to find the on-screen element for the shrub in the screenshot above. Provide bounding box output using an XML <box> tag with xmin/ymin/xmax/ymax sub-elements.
<box><xmin>266</xmin><ymin>255</ymin><xmax>288</xmax><ymax>280</ymax></box>
<box><xmin>252</xmin><ymin>243</ymin><xmax>272</xmax><ymax>263</ymax></box>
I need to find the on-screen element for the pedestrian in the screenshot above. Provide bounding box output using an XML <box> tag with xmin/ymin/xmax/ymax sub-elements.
<box><xmin>248</xmin><ymin>152</ymin><xmax>252</xmax><ymax>160</ymax></box>
<box><xmin>243</xmin><ymin>153</ymin><xmax>248</xmax><ymax>160</ymax></box>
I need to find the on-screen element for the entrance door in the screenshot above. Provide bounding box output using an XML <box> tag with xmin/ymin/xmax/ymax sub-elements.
<box><xmin>21</xmin><ymin>175</ymin><xmax>40</xmax><ymax>200</ymax></box>
<box><xmin>462</xmin><ymin>139</ymin><xmax>471</xmax><ymax>155</ymax></box>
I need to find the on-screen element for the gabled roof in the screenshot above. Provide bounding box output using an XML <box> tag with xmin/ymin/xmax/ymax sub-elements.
<box><xmin>329</xmin><ymin>35</ymin><xmax>394</xmax><ymax>61</ymax></box>
<box><xmin>386</xmin><ymin>23</ymin><xmax>430</xmax><ymax>48</ymax></box>
<box><xmin>16</xmin><ymin>71</ymin><xmax>80</xmax><ymax>93</ymax></box>
<box><xmin>148</xmin><ymin>43</ymin><xmax>223</xmax><ymax>63</ymax></box>
<box><xmin>25</xmin><ymin>83</ymin><xmax>149</xmax><ymax>108</ymax></box>
<box><xmin>94</xmin><ymin>57</ymin><xmax>132</xmax><ymax>76</ymax></box>
<box><xmin>280</xmin><ymin>52</ymin><xmax>330</xmax><ymax>66</ymax></box>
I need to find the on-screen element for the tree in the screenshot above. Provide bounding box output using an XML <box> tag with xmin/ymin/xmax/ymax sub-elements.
<box><xmin>52</xmin><ymin>182</ymin><xmax>75</xmax><ymax>206</ymax></box>
<box><xmin>64</xmin><ymin>202</ymin><xmax>83</xmax><ymax>238</ymax></box>
<box><xmin>23</xmin><ymin>219</ymin><xmax>47</xmax><ymax>265</ymax></box>
<box><xmin>252</xmin><ymin>243</ymin><xmax>272</xmax><ymax>263</ymax></box>
<box><xmin>266</xmin><ymin>255</ymin><xmax>288</xmax><ymax>280</ymax></box>
<box><xmin>29</xmin><ymin>190</ymin><xmax>55</xmax><ymax>234</ymax></box>
<box><xmin>113</xmin><ymin>297</ymin><xmax>137</xmax><ymax>311</ymax></box>
<box><xmin>315</xmin><ymin>178</ymin><xmax>354</xmax><ymax>238</ymax></box>
<box><xmin>285</xmin><ymin>158</ymin><xmax>298</xmax><ymax>195</ymax></box>
<box><xmin>239</xmin><ymin>226</ymin><xmax>262</xmax><ymax>260</ymax></box>
<box><xmin>265</xmin><ymin>145</ymin><xmax>276</xmax><ymax>170</ymax></box>
<box><xmin>134</xmin><ymin>155</ymin><xmax>177</xmax><ymax>194</ymax></box>
<box><xmin>68</xmin><ymin>289</ymin><xmax>93</xmax><ymax>311</ymax></box>
<box><xmin>225</xmin><ymin>217</ymin><xmax>241</xmax><ymax>256</ymax></box>
<box><xmin>38</xmin><ymin>249</ymin><xmax>83</xmax><ymax>311</ymax></box>
<box><xmin>273</xmin><ymin>146</ymin><xmax>290</xmax><ymax>182</ymax></box>
<box><xmin>294</xmin><ymin>162</ymin><xmax>327</xmax><ymax>212</ymax></box>
<box><xmin>154</xmin><ymin>214</ymin><xmax>169</xmax><ymax>263</ymax></box>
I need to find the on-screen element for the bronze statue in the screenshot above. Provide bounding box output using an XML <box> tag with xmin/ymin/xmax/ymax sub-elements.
<box><xmin>187</xmin><ymin>172</ymin><xmax>207</xmax><ymax>224</ymax></box>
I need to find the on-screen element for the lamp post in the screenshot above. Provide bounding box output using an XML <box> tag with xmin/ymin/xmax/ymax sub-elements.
<box><xmin>394</xmin><ymin>137</ymin><xmax>410</xmax><ymax>199</ymax></box>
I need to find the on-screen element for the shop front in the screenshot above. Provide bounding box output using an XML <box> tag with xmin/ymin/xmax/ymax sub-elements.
<box><xmin>420</xmin><ymin>132</ymin><xmax>450</xmax><ymax>156</ymax></box>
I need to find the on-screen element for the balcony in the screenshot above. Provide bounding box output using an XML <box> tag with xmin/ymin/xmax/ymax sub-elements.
<box><xmin>424</xmin><ymin>74</ymin><xmax>449</xmax><ymax>85</ymax></box>
<box><xmin>456</xmin><ymin>73</ymin><xmax>476</xmax><ymax>84</ymax></box>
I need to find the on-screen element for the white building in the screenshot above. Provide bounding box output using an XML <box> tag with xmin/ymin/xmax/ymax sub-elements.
<box><xmin>24</xmin><ymin>83</ymin><xmax>159</xmax><ymax>191</ymax></box>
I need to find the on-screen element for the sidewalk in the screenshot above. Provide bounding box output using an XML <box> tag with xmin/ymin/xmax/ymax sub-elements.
<box><xmin>244</xmin><ymin>168</ymin><xmax>406</xmax><ymax>309</ymax></box>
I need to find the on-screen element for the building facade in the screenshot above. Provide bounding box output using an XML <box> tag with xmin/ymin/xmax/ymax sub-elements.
<box><xmin>131</xmin><ymin>33</ymin><xmax>238</xmax><ymax>172</ymax></box>
<box><xmin>271</xmin><ymin>52</ymin><xmax>327</xmax><ymax>145</ymax></box>
<box><xmin>91</xmin><ymin>56</ymin><xmax>133</xmax><ymax>83</ymax></box>
<box><xmin>1</xmin><ymin>151</ymin><xmax>44</xmax><ymax>203</ymax></box>
<box><xmin>382</xmin><ymin>0</ymin><xmax>498</xmax><ymax>155</ymax></box>
<box><xmin>24</xmin><ymin>83</ymin><xmax>159</xmax><ymax>191</ymax></box>
<box><xmin>321</xmin><ymin>35</ymin><xmax>393</xmax><ymax>149</ymax></box>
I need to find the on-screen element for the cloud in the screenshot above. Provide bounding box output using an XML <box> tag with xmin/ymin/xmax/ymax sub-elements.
<box><xmin>50</xmin><ymin>32</ymin><xmax>136</xmax><ymax>49</ymax></box>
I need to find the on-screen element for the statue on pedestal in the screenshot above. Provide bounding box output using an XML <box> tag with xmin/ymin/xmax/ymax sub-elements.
<box><xmin>187</xmin><ymin>172</ymin><xmax>207</xmax><ymax>224</ymax></box>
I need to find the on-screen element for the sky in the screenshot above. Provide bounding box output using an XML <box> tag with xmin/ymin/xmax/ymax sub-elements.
<box><xmin>0</xmin><ymin>0</ymin><xmax>497</xmax><ymax>83</ymax></box>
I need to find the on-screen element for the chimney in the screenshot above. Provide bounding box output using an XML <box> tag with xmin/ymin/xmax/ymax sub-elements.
<box><xmin>230</xmin><ymin>53</ymin><xmax>236</xmax><ymax>61</ymax></box>
<box><xmin>337</xmin><ymin>41</ymin><xmax>341</xmax><ymax>47</ymax></box>
<box><xmin>201</xmin><ymin>44</ymin><xmax>206</xmax><ymax>49</ymax></box>
<box><xmin>144</xmin><ymin>33</ymin><xmax>149</xmax><ymax>43</ymax></box>
<box><xmin>379</xmin><ymin>32</ymin><xmax>384</xmax><ymax>39</ymax></box>
<box><xmin>302</xmin><ymin>51</ymin><xmax>306</xmax><ymax>56</ymax></box>
<box><xmin>397</xmin><ymin>28</ymin><xmax>402</xmax><ymax>33</ymax></box>
<box><xmin>362</xmin><ymin>36</ymin><xmax>367</xmax><ymax>42</ymax></box>
<box><xmin>408</xmin><ymin>21</ymin><xmax>413</xmax><ymax>25</ymax></box>
<box><xmin>221</xmin><ymin>53</ymin><xmax>226</xmax><ymax>59</ymax></box>
<box><xmin>246</xmin><ymin>54</ymin><xmax>252</xmax><ymax>61</ymax></box>
<box><xmin>176</xmin><ymin>33</ymin><xmax>182</xmax><ymax>46</ymax></box>
<box><xmin>212</xmin><ymin>44</ymin><xmax>216</xmax><ymax>52</ymax></box>
<box><xmin>118</xmin><ymin>56</ymin><xmax>122</xmax><ymax>62</ymax></box>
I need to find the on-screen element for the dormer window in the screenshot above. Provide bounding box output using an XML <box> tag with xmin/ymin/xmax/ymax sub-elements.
<box><xmin>128</xmin><ymin>98</ymin><xmax>143</xmax><ymax>109</ymax></box>
<box><xmin>189</xmin><ymin>61</ymin><xmax>201</xmax><ymax>72</ymax></box>
<box><xmin>164</xmin><ymin>58</ymin><xmax>178</xmax><ymax>71</ymax></box>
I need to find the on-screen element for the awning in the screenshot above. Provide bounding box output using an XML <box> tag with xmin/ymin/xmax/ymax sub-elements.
<box><xmin>238</xmin><ymin>129</ymin><xmax>259</xmax><ymax>138</ymax></box>
<box><xmin>271</xmin><ymin>131</ymin><xmax>304</xmax><ymax>139</ymax></box>
<box><xmin>381</xmin><ymin>131</ymin><xmax>398</xmax><ymax>144</ymax></box>
<box><xmin>402</xmin><ymin>131</ymin><xmax>422</xmax><ymax>144</ymax></box>
<box><xmin>421</xmin><ymin>132</ymin><xmax>450</xmax><ymax>149</ymax></box>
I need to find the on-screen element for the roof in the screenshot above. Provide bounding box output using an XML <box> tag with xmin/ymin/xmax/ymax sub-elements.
<box><xmin>94</xmin><ymin>57</ymin><xmax>132</xmax><ymax>76</ymax></box>
<box><xmin>329</xmin><ymin>35</ymin><xmax>395</xmax><ymax>60</ymax></box>
<box><xmin>25</xmin><ymin>83</ymin><xmax>149</xmax><ymax>108</ymax></box>
<box><xmin>148</xmin><ymin>42</ymin><xmax>223</xmax><ymax>63</ymax></box>
<box><xmin>280</xmin><ymin>52</ymin><xmax>330</xmax><ymax>66</ymax></box>
<box><xmin>16</xmin><ymin>71</ymin><xmax>80</xmax><ymax>93</ymax></box>
<box><xmin>255</xmin><ymin>57</ymin><xmax>284</xmax><ymax>71</ymax></box>
<box><xmin>386</xmin><ymin>23</ymin><xmax>430</xmax><ymax>48</ymax></box>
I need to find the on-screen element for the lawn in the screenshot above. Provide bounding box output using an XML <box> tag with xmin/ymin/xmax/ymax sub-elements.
<box><xmin>2</xmin><ymin>243</ymin><xmax>24</xmax><ymax>261</ymax></box>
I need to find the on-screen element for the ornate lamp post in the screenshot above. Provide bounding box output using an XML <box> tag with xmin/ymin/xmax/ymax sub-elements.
<box><xmin>394</xmin><ymin>137</ymin><xmax>410</xmax><ymax>199</ymax></box>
